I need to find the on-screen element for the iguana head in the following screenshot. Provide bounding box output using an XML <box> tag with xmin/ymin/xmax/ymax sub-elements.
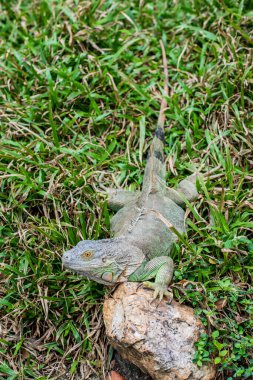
<box><xmin>62</xmin><ymin>238</ymin><xmax>144</xmax><ymax>285</ymax></box>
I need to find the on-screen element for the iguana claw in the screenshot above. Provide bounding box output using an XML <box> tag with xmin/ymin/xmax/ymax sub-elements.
<box><xmin>143</xmin><ymin>281</ymin><xmax>173</xmax><ymax>302</ymax></box>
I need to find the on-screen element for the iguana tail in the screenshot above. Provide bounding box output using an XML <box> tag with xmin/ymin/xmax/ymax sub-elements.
<box><xmin>157</xmin><ymin>40</ymin><xmax>169</xmax><ymax>133</ymax></box>
<box><xmin>142</xmin><ymin>40</ymin><xmax>168</xmax><ymax>193</ymax></box>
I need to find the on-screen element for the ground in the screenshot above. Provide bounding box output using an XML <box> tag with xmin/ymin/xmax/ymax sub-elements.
<box><xmin>0</xmin><ymin>1</ymin><xmax>253</xmax><ymax>379</ymax></box>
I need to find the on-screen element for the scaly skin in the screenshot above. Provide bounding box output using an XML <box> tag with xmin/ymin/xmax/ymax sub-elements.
<box><xmin>62</xmin><ymin>41</ymin><xmax>199</xmax><ymax>300</ymax></box>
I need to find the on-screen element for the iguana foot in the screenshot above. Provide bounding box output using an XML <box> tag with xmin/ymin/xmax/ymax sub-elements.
<box><xmin>143</xmin><ymin>281</ymin><xmax>173</xmax><ymax>302</ymax></box>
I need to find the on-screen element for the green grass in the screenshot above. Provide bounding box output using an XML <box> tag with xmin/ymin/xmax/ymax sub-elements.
<box><xmin>0</xmin><ymin>0</ymin><xmax>253</xmax><ymax>379</ymax></box>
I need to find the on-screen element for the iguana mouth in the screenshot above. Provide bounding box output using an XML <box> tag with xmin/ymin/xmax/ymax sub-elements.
<box><xmin>71</xmin><ymin>270</ymin><xmax>115</xmax><ymax>285</ymax></box>
<box><xmin>62</xmin><ymin>258</ymin><xmax>118</xmax><ymax>285</ymax></box>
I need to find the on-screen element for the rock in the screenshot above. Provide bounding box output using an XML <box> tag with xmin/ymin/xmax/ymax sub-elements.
<box><xmin>110</xmin><ymin>351</ymin><xmax>152</xmax><ymax>380</ymax></box>
<box><xmin>103</xmin><ymin>283</ymin><xmax>216</xmax><ymax>380</ymax></box>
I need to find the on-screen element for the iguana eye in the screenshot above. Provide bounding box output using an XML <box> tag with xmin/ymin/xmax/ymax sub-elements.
<box><xmin>81</xmin><ymin>250</ymin><xmax>94</xmax><ymax>259</ymax></box>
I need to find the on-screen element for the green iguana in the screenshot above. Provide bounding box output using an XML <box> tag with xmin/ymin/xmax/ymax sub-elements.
<box><xmin>62</xmin><ymin>41</ymin><xmax>198</xmax><ymax>300</ymax></box>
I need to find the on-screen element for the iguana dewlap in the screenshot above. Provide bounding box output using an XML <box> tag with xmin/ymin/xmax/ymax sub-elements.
<box><xmin>62</xmin><ymin>42</ymin><xmax>198</xmax><ymax>300</ymax></box>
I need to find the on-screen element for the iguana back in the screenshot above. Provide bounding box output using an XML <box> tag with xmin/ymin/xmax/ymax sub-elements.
<box><xmin>110</xmin><ymin>192</ymin><xmax>185</xmax><ymax>260</ymax></box>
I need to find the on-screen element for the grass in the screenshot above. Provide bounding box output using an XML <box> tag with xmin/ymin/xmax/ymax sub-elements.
<box><xmin>0</xmin><ymin>0</ymin><xmax>253</xmax><ymax>379</ymax></box>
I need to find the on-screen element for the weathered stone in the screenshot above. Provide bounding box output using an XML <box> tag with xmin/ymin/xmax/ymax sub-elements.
<box><xmin>109</xmin><ymin>351</ymin><xmax>152</xmax><ymax>380</ymax></box>
<box><xmin>103</xmin><ymin>283</ymin><xmax>216</xmax><ymax>380</ymax></box>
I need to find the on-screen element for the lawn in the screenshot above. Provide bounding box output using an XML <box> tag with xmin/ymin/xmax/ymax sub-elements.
<box><xmin>0</xmin><ymin>0</ymin><xmax>253</xmax><ymax>379</ymax></box>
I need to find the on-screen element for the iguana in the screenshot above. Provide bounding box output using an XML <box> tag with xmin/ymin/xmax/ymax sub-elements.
<box><xmin>62</xmin><ymin>41</ymin><xmax>198</xmax><ymax>300</ymax></box>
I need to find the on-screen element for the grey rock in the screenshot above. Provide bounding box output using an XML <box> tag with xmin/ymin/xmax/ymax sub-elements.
<box><xmin>103</xmin><ymin>283</ymin><xmax>216</xmax><ymax>380</ymax></box>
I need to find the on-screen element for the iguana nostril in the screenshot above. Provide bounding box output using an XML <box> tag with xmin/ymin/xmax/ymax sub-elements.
<box><xmin>63</xmin><ymin>253</ymin><xmax>70</xmax><ymax>262</ymax></box>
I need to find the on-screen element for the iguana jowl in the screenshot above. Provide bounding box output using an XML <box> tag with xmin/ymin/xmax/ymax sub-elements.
<box><xmin>62</xmin><ymin>41</ymin><xmax>198</xmax><ymax>300</ymax></box>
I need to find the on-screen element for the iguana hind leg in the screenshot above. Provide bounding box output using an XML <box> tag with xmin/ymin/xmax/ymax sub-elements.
<box><xmin>107</xmin><ymin>189</ymin><xmax>140</xmax><ymax>211</ymax></box>
<box><xmin>166</xmin><ymin>173</ymin><xmax>199</xmax><ymax>207</ymax></box>
<box><xmin>176</xmin><ymin>173</ymin><xmax>198</xmax><ymax>202</ymax></box>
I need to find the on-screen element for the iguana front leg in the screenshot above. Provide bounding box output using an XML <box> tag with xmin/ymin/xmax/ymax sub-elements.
<box><xmin>107</xmin><ymin>189</ymin><xmax>140</xmax><ymax>211</ymax></box>
<box><xmin>129</xmin><ymin>256</ymin><xmax>174</xmax><ymax>301</ymax></box>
